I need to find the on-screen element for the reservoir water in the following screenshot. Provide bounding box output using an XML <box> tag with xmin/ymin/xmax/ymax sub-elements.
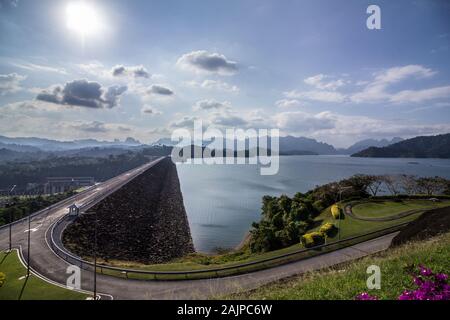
<box><xmin>176</xmin><ymin>156</ymin><xmax>450</xmax><ymax>253</ymax></box>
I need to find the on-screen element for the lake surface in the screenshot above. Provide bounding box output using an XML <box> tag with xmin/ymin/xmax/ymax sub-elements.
<box><xmin>176</xmin><ymin>156</ymin><xmax>450</xmax><ymax>253</ymax></box>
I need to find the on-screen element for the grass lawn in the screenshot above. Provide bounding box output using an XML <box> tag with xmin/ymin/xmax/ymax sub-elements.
<box><xmin>224</xmin><ymin>232</ymin><xmax>450</xmax><ymax>300</ymax></box>
<box><xmin>0</xmin><ymin>250</ymin><xmax>88</xmax><ymax>300</ymax></box>
<box><xmin>351</xmin><ymin>200</ymin><xmax>450</xmax><ymax>219</ymax></box>
<box><xmin>311</xmin><ymin>200</ymin><xmax>450</xmax><ymax>241</ymax></box>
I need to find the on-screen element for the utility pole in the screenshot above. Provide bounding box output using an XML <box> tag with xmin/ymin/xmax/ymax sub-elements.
<box><xmin>338</xmin><ymin>190</ymin><xmax>343</xmax><ymax>241</ymax></box>
<box><xmin>27</xmin><ymin>215</ymin><xmax>31</xmax><ymax>277</ymax></box>
<box><xmin>337</xmin><ymin>186</ymin><xmax>353</xmax><ymax>241</ymax></box>
<box><xmin>8</xmin><ymin>185</ymin><xmax>17</xmax><ymax>252</ymax></box>
<box><xmin>93</xmin><ymin>210</ymin><xmax>97</xmax><ymax>300</ymax></box>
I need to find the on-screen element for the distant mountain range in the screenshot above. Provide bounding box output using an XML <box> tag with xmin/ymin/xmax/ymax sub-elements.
<box><xmin>5</xmin><ymin>133</ymin><xmax>446</xmax><ymax>160</ymax></box>
<box><xmin>352</xmin><ymin>133</ymin><xmax>450</xmax><ymax>158</ymax></box>
<box><xmin>339</xmin><ymin>137</ymin><xmax>404</xmax><ymax>155</ymax></box>
<box><xmin>0</xmin><ymin>135</ymin><xmax>142</xmax><ymax>151</ymax></box>
<box><xmin>153</xmin><ymin>135</ymin><xmax>403</xmax><ymax>155</ymax></box>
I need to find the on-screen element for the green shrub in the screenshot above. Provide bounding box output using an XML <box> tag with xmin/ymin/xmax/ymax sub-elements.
<box><xmin>0</xmin><ymin>272</ymin><xmax>6</xmax><ymax>287</ymax></box>
<box><xmin>301</xmin><ymin>232</ymin><xmax>325</xmax><ymax>248</ymax></box>
<box><xmin>249</xmin><ymin>193</ymin><xmax>316</xmax><ymax>253</ymax></box>
<box><xmin>313</xmin><ymin>200</ymin><xmax>325</xmax><ymax>212</ymax></box>
<box><xmin>319</xmin><ymin>223</ymin><xmax>337</xmax><ymax>236</ymax></box>
<box><xmin>331</xmin><ymin>204</ymin><xmax>341</xmax><ymax>219</ymax></box>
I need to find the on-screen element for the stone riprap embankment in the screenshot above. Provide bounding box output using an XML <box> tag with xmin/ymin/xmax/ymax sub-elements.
<box><xmin>62</xmin><ymin>157</ymin><xmax>194</xmax><ymax>264</ymax></box>
<box><xmin>391</xmin><ymin>205</ymin><xmax>450</xmax><ymax>247</ymax></box>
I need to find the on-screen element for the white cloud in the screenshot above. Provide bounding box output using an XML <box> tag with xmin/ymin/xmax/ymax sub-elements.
<box><xmin>285</xmin><ymin>89</ymin><xmax>346</xmax><ymax>103</ymax></box>
<box><xmin>373</xmin><ymin>65</ymin><xmax>435</xmax><ymax>84</ymax></box>
<box><xmin>304</xmin><ymin>74</ymin><xmax>346</xmax><ymax>91</ymax></box>
<box><xmin>389</xmin><ymin>85</ymin><xmax>450</xmax><ymax>103</ymax></box>
<box><xmin>169</xmin><ymin>116</ymin><xmax>199</xmax><ymax>129</ymax></box>
<box><xmin>275</xmin><ymin>99</ymin><xmax>302</xmax><ymax>108</ymax></box>
<box><xmin>351</xmin><ymin>65</ymin><xmax>438</xmax><ymax>103</ymax></box>
<box><xmin>273</xmin><ymin>111</ymin><xmax>335</xmax><ymax>133</ymax></box>
<box><xmin>141</xmin><ymin>105</ymin><xmax>162</xmax><ymax>116</ymax></box>
<box><xmin>11</xmin><ymin>62</ymin><xmax>67</xmax><ymax>75</ymax></box>
<box><xmin>193</xmin><ymin>99</ymin><xmax>231</xmax><ymax>111</ymax></box>
<box><xmin>0</xmin><ymin>73</ymin><xmax>26</xmax><ymax>95</ymax></box>
<box><xmin>271</xmin><ymin>110</ymin><xmax>450</xmax><ymax>147</ymax></box>
<box><xmin>147</xmin><ymin>84</ymin><xmax>174</xmax><ymax>96</ymax></box>
<box><xmin>186</xmin><ymin>79</ymin><xmax>239</xmax><ymax>93</ymax></box>
<box><xmin>176</xmin><ymin>50</ymin><xmax>238</xmax><ymax>75</ymax></box>
<box><xmin>35</xmin><ymin>79</ymin><xmax>127</xmax><ymax>109</ymax></box>
<box><xmin>209</xmin><ymin>111</ymin><xmax>248</xmax><ymax>127</ymax></box>
<box><xmin>284</xmin><ymin>65</ymin><xmax>448</xmax><ymax>105</ymax></box>
<box><xmin>111</xmin><ymin>65</ymin><xmax>150</xmax><ymax>78</ymax></box>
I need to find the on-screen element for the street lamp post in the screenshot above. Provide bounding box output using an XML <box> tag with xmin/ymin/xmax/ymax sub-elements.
<box><xmin>8</xmin><ymin>185</ymin><xmax>16</xmax><ymax>252</ymax></box>
<box><xmin>27</xmin><ymin>215</ymin><xmax>31</xmax><ymax>277</ymax></box>
<box><xmin>337</xmin><ymin>186</ymin><xmax>352</xmax><ymax>241</ymax></box>
<box><xmin>338</xmin><ymin>190</ymin><xmax>343</xmax><ymax>241</ymax></box>
<box><xmin>93</xmin><ymin>210</ymin><xmax>97</xmax><ymax>300</ymax></box>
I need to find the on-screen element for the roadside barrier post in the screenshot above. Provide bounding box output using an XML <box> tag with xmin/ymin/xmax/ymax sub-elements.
<box><xmin>27</xmin><ymin>215</ymin><xmax>31</xmax><ymax>277</ymax></box>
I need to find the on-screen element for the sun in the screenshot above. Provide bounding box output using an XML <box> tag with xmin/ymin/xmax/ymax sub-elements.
<box><xmin>66</xmin><ymin>2</ymin><xmax>102</xmax><ymax>37</ymax></box>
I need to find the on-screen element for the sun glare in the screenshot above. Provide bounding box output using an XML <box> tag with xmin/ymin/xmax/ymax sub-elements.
<box><xmin>66</xmin><ymin>2</ymin><xmax>102</xmax><ymax>37</ymax></box>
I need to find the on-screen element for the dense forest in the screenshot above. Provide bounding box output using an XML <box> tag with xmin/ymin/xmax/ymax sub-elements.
<box><xmin>0</xmin><ymin>191</ymin><xmax>76</xmax><ymax>226</ymax></box>
<box><xmin>352</xmin><ymin>133</ymin><xmax>450</xmax><ymax>158</ymax></box>
<box><xmin>0</xmin><ymin>146</ymin><xmax>172</xmax><ymax>190</ymax></box>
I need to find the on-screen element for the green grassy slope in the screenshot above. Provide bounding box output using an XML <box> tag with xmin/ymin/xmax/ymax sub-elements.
<box><xmin>0</xmin><ymin>250</ymin><xmax>88</xmax><ymax>300</ymax></box>
<box><xmin>351</xmin><ymin>200</ymin><xmax>449</xmax><ymax>218</ymax></box>
<box><xmin>225</xmin><ymin>232</ymin><xmax>450</xmax><ymax>300</ymax></box>
<box><xmin>90</xmin><ymin>200</ymin><xmax>447</xmax><ymax>278</ymax></box>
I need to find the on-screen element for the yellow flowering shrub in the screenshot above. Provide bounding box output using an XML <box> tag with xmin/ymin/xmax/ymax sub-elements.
<box><xmin>331</xmin><ymin>204</ymin><xmax>341</xmax><ymax>219</ymax></box>
<box><xmin>301</xmin><ymin>231</ymin><xmax>325</xmax><ymax>248</ymax></box>
<box><xmin>319</xmin><ymin>222</ymin><xmax>336</xmax><ymax>236</ymax></box>
<box><xmin>0</xmin><ymin>272</ymin><xmax>5</xmax><ymax>287</ymax></box>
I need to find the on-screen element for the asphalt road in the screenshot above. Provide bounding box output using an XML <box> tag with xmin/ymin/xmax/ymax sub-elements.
<box><xmin>0</xmin><ymin>158</ymin><xmax>399</xmax><ymax>300</ymax></box>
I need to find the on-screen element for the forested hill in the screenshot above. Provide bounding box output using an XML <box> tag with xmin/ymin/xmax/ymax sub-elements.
<box><xmin>352</xmin><ymin>134</ymin><xmax>450</xmax><ymax>158</ymax></box>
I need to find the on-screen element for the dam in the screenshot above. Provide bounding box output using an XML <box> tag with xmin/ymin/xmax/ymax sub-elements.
<box><xmin>62</xmin><ymin>157</ymin><xmax>194</xmax><ymax>264</ymax></box>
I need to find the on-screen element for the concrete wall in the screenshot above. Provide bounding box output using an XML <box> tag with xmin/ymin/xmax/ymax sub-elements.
<box><xmin>62</xmin><ymin>157</ymin><xmax>194</xmax><ymax>264</ymax></box>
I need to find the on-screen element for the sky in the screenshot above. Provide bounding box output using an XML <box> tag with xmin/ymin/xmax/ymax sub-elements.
<box><xmin>0</xmin><ymin>0</ymin><xmax>449</xmax><ymax>147</ymax></box>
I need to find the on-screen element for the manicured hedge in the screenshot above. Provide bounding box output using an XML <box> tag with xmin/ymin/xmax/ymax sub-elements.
<box><xmin>319</xmin><ymin>222</ymin><xmax>337</xmax><ymax>236</ymax></box>
<box><xmin>0</xmin><ymin>272</ymin><xmax>5</xmax><ymax>287</ymax></box>
<box><xmin>301</xmin><ymin>231</ymin><xmax>325</xmax><ymax>248</ymax></box>
<box><xmin>331</xmin><ymin>204</ymin><xmax>341</xmax><ymax>219</ymax></box>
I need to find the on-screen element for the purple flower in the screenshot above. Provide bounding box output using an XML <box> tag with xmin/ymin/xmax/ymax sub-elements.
<box><xmin>398</xmin><ymin>290</ymin><xmax>414</xmax><ymax>300</ymax></box>
<box><xmin>419</xmin><ymin>265</ymin><xmax>433</xmax><ymax>277</ymax></box>
<box><xmin>355</xmin><ymin>292</ymin><xmax>379</xmax><ymax>300</ymax></box>
<box><xmin>413</xmin><ymin>276</ymin><xmax>423</xmax><ymax>286</ymax></box>
<box><xmin>397</xmin><ymin>266</ymin><xmax>449</xmax><ymax>301</ymax></box>
<box><xmin>435</xmin><ymin>273</ymin><xmax>448</xmax><ymax>282</ymax></box>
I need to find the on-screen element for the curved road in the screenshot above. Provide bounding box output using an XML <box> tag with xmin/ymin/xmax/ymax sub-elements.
<box><xmin>1</xmin><ymin>160</ymin><xmax>400</xmax><ymax>300</ymax></box>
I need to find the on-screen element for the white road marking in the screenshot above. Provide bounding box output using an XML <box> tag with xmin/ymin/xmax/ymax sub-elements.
<box><xmin>24</xmin><ymin>228</ymin><xmax>38</xmax><ymax>233</ymax></box>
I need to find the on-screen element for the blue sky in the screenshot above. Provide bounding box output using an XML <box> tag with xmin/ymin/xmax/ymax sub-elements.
<box><xmin>0</xmin><ymin>0</ymin><xmax>449</xmax><ymax>147</ymax></box>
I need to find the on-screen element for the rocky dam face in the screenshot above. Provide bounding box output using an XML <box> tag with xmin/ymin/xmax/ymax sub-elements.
<box><xmin>62</xmin><ymin>157</ymin><xmax>195</xmax><ymax>264</ymax></box>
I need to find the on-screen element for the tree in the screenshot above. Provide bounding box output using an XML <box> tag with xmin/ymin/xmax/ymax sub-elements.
<box><xmin>382</xmin><ymin>175</ymin><xmax>402</xmax><ymax>196</ymax></box>
<box><xmin>366</xmin><ymin>175</ymin><xmax>383</xmax><ymax>196</ymax></box>
<box><xmin>416</xmin><ymin>177</ymin><xmax>448</xmax><ymax>196</ymax></box>
<box><xmin>342</xmin><ymin>174</ymin><xmax>372</xmax><ymax>197</ymax></box>
<box><xmin>399</xmin><ymin>175</ymin><xmax>419</xmax><ymax>195</ymax></box>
